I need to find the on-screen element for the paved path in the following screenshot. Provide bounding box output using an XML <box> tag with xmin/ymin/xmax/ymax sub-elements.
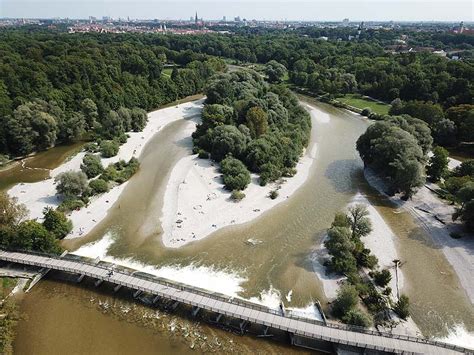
<box><xmin>0</xmin><ymin>249</ymin><xmax>469</xmax><ymax>354</ymax></box>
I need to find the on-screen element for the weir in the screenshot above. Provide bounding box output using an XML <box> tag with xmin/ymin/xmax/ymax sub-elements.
<box><xmin>0</xmin><ymin>249</ymin><xmax>470</xmax><ymax>355</ymax></box>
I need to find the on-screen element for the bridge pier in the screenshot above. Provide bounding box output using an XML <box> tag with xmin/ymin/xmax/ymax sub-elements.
<box><xmin>152</xmin><ymin>295</ymin><xmax>160</xmax><ymax>304</ymax></box>
<box><xmin>170</xmin><ymin>301</ymin><xmax>180</xmax><ymax>311</ymax></box>
<box><xmin>191</xmin><ymin>306</ymin><xmax>200</xmax><ymax>317</ymax></box>
<box><xmin>113</xmin><ymin>284</ymin><xmax>122</xmax><ymax>293</ymax></box>
<box><xmin>215</xmin><ymin>313</ymin><xmax>223</xmax><ymax>323</ymax></box>
<box><xmin>94</xmin><ymin>279</ymin><xmax>103</xmax><ymax>287</ymax></box>
<box><xmin>239</xmin><ymin>320</ymin><xmax>249</xmax><ymax>335</ymax></box>
<box><xmin>257</xmin><ymin>325</ymin><xmax>274</xmax><ymax>338</ymax></box>
<box><xmin>133</xmin><ymin>290</ymin><xmax>142</xmax><ymax>298</ymax></box>
<box><xmin>76</xmin><ymin>274</ymin><xmax>85</xmax><ymax>283</ymax></box>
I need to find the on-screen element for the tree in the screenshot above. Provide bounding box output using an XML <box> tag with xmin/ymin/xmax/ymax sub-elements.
<box><xmin>394</xmin><ymin>294</ymin><xmax>410</xmax><ymax>320</ymax></box>
<box><xmin>393</xmin><ymin>158</ymin><xmax>425</xmax><ymax>199</ymax></box>
<box><xmin>55</xmin><ymin>171</ymin><xmax>89</xmax><ymax>199</ymax></box>
<box><xmin>347</xmin><ymin>204</ymin><xmax>372</xmax><ymax>239</ymax></box>
<box><xmin>100</xmin><ymin>140</ymin><xmax>120</xmax><ymax>158</ymax></box>
<box><xmin>0</xmin><ymin>192</ymin><xmax>27</xmax><ymax>227</ymax></box>
<box><xmin>100</xmin><ymin>110</ymin><xmax>125</xmax><ymax>139</ymax></box>
<box><xmin>42</xmin><ymin>207</ymin><xmax>72</xmax><ymax>239</ymax></box>
<box><xmin>246</xmin><ymin>107</ymin><xmax>268</xmax><ymax>138</ymax></box>
<box><xmin>325</xmin><ymin>227</ymin><xmax>358</xmax><ymax>274</ymax></box>
<box><xmin>453</xmin><ymin>182</ymin><xmax>474</xmax><ymax>231</ymax></box>
<box><xmin>80</xmin><ymin>153</ymin><xmax>104</xmax><ymax>178</ymax></box>
<box><xmin>130</xmin><ymin>108</ymin><xmax>148</xmax><ymax>132</ymax></box>
<box><xmin>357</xmin><ymin>122</ymin><xmax>426</xmax><ymax>199</ymax></box>
<box><xmin>220</xmin><ymin>156</ymin><xmax>251</xmax><ymax>191</ymax></box>
<box><xmin>10</xmin><ymin>220</ymin><xmax>62</xmax><ymax>254</ymax></box>
<box><xmin>58</xmin><ymin>111</ymin><xmax>86</xmax><ymax>142</ymax></box>
<box><xmin>427</xmin><ymin>146</ymin><xmax>449</xmax><ymax>182</ymax></box>
<box><xmin>265</xmin><ymin>60</ymin><xmax>287</xmax><ymax>83</ymax></box>
<box><xmin>210</xmin><ymin>125</ymin><xmax>247</xmax><ymax>161</ymax></box>
<box><xmin>81</xmin><ymin>98</ymin><xmax>99</xmax><ymax>130</ymax></box>
<box><xmin>332</xmin><ymin>284</ymin><xmax>359</xmax><ymax>318</ymax></box>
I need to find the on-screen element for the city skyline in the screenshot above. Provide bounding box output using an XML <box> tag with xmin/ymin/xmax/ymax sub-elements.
<box><xmin>1</xmin><ymin>0</ymin><xmax>473</xmax><ymax>22</ymax></box>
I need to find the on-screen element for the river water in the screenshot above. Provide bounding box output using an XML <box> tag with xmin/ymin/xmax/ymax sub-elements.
<box><xmin>0</xmin><ymin>142</ymin><xmax>83</xmax><ymax>192</ymax></box>
<box><xmin>11</xmin><ymin>97</ymin><xmax>474</xmax><ymax>353</ymax></box>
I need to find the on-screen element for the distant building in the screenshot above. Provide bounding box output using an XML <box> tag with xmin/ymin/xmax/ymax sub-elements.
<box><xmin>234</xmin><ymin>16</ymin><xmax>241</xmax><ymax>22</ymax></box>
<box><xmin>222</xmin><ymin>16</ymin><xmax>226</xmax><ymax>22</ymax></box>
<box><xmin>342</xmin><ymin>18</ymin><xmax>349</xmax><ymax>26</ymax></box>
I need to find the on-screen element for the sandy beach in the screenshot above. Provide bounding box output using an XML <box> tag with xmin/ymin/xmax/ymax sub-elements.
<box><xmin>364</xmin><ymin>169</ymin><xmax>474</xmax><ymax>305</ymax></box>
<box><xmin>160</xmin><ymin>103</ymin><xmax>323</xmax><ymax>248</ymax></box>
<box><xmin>8</xmin><ymin>99</ymin><xmax>205</xmax><ymax>238</ymax></box>
<box><xmin>311</xmin><ymin>192</ymin><xmax>421</xmax><ymax>336</ymax></box>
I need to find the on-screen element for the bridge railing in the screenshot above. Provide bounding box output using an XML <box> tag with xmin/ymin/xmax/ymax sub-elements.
<box><xmin>0</xmin><ymin>248</ymin><xmax>469</xmax><ymax>353</ymax></box>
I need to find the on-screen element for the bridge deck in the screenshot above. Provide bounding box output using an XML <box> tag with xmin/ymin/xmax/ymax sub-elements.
<box><xmin>0</xmin><ymin>250</ymin><xmax>468</xmax><ymax>355</ymax></box>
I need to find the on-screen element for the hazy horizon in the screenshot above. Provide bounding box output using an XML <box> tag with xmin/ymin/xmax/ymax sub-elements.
<box><xmin>1</xmin><ymin>0</ymin><xmax>473</xmax><ymax>22</ymax></box>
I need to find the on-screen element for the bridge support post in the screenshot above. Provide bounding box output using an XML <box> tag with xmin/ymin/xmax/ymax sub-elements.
<box><xmin>113</xmin><ymin>284</ymin><xmax>122</xmax><ymax>293</ymax></box>
<box><xmin>76</xmin><ymin>274</ymin><xmax>85</xmax><ymax>283</ymax></box>
<box><xmin>257</xmin><ymin>325</ymin><xmax>274</xmax><ymax>338</ymax></box>
<box><xmin>94</xmin><ymin>279</ymin><xmax>103</xmax><ymax>287</ymax></box>
<box><xmin>215</xmin><ymin>313</ymin><xmax>223</xmax><ymax>323</ymax></box>
<box><xmin>171</xmin><ymin>301</ymin><xmax>180</xmax><ymax>310</ymax></box>
<box><xmin>239</xmin><ymin>320</ymin><xmax>248</xmax><ymax>335</ymax></box>
<box><xmin>192</xmin><ymin>306</ymin><xmax>200</xmax><ymax>317</ymax></box>
<box><xmin>152</xmin><ymin>295</ymin><xmax>160</xmax><ymax>304</ymax></box>
<box><xmin>133</xmin><ymin>290</ymin><xmax>142</xmax><ymax>298</ymax></box>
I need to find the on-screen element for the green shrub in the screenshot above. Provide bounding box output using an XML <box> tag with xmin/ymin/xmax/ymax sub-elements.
<box><xmin>0</xmin><ymin>154</ymin><xmax>9</xmax><ymax>167</ymax></box>
<box><xmin>363</xmin><ymin>286</ymin><xmax>388</xmax><ymax>314</ymax></box>
<box><xmin>100</xmin><ymin>165</ymin><xmax>119</xmax><ymax>182</ymax></box>
<box><xmin>99</xmin><ymin>158</ymin><xmax>139</xmax><ymax>184</ymax></box>
<box><xmin>231</xmin><ymin>190</ymin><xmax>245</xmax><ymax>201</ymax></box>
<box><xmin>198</xmin><ymin>149</ymin><xmax>209</xmax><ymax>159</ymax></box>
<box><xmin>58</xmin><ymin>198</ymin><xmax>85</xmax><ymax>213</ymax></box>
<box><xmin>80</xmin><ymin>153</ymin><xmax>104</xmax><ymax>178</ymax></box>
<box><xmin>100</xmin><ymin>140</ymin><xmax>120</xmax><ymax>158</ymax></box>
<box><xmin>342</xmin><ymin>309</ymin><xmax>372</xmax><ymax>327</ymax></box>
<box><xmin>394</xmin><ymin>294</ymin><xmax>410</xmax><ymax>320</ymax></box>
<box><xmin>373</xmin><ymin>269</ymin><xmax>392</xmax><ymax>287</ymax></box>
<box><xmin>357</xmin><ymin>248</ymin><xmax>378</xmax><ymax>269</ymax></box>
<box><xmin>361</xmin><ymin>107</ymin><xmax>372</xmax><ymax>116</ymax></box>
<box><xmin>89</xmin><ymin>179</ymin><xmax>110</xmax><ymax>195</ymax></box>
<box><xmin>84</xmin><ymin>142</ymin><xmax>100</xmax><ymax>153</ymax></box>
<box><xmin>269</xmin><ymin>190</ymin><xmax>279</xmax><ymax>199</ymax></box>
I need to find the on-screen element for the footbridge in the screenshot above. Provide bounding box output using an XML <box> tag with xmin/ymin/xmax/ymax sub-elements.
<box><xmin>0</xmin><ymin>249</ymin><xmax>470</xmax><ymax>354</ymax></box>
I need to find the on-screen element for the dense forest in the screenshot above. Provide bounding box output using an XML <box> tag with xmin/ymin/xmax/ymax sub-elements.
<box><xmin>0</xmin><ymin>28</ymin><xmax>472</xmax><ymax>158</ymax></box>
<box><xmin>192</xmin><ymin>70</ymin><xmax>311</xmax><ymax>190</ymax></box>
<box><xmin>0</xmin><ymin>30</ymin><xmax>225</xmax><ymax>158</ymax></box>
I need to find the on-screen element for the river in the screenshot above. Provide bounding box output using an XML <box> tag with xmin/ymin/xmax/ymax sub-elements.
<box><xmin>10</xmin><ymin>97</ymin><xmax>474</xmax><ymax>353</ymax></box>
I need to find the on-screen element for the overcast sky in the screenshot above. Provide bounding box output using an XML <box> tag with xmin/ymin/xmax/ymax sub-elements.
<box><xmin>1</xmin><ymin>0</ymin><xmax>473</xmax><ymax>22</ymax></box>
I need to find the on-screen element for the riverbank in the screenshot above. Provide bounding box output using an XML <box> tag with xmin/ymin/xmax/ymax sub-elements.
<box><xmin>7</xmin><ymin>99</ymin><xmax>205</xmax><ymax>239</ymax></box>
<box><xmin>364</xmin><ymin>168</ymin><xmax>474</xmax><ymax>305</ymax></box>
<box><xmin>311</xmin><ymin>192</ymin><xmax>421</xmax><ymax>336</ymax></box>
<box><xmin>160</xmin><ymin>103</ymin><xmax>322</xmax><ymax>248</ymax></box>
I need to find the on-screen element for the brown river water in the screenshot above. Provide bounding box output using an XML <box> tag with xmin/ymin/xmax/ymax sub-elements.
<box><xmin>9</xmin><ymin>97</ymin><xmax>474</xmax><ymax>354</ymax></box>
